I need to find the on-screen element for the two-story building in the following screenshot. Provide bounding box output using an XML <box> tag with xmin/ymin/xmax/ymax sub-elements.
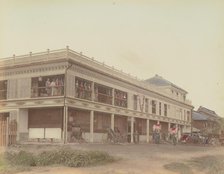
<box><xmin>0</xmin><ymin>47</ymin><xmax>193</xmax><ymax>145</ymax></box>
<box><xmin>192</xmin><ymin>106</ymin><xmax>221</xmax><ymax>135</ymax></box>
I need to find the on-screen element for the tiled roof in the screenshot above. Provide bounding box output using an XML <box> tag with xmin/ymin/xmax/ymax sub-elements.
<box><xmin>144</xmin><ymin>74</ymin><xmax>187</xmax><ymax>93</ymax></box>
<box><xmin>192</xmin><ymin>111</ymin><xmax>209</xmax><ymax>121</ymax></box>
<box><xmin>197</xmin><ymin>106</ymin><xmax>218</xmax><ymax>117</ymax></box>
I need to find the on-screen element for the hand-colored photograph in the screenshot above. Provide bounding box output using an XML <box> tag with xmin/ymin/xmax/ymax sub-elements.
<box><xmin>0</xmin><ymin>1</ymin><xmax>224</xmax><ymax>173</ymax></box>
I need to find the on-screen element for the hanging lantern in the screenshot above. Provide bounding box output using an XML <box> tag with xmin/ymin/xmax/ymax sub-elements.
<box><xmin>38</xmin><ymin>76</ymin><xmax>42</xmax><ymax>81</ymax></box>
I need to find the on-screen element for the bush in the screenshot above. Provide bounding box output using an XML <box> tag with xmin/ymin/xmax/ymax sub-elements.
<box><xmin>4</xmin><ymin>149</ymin><xmax>115</xmax><ymax>168</ymax></box>
<box><xmin>5</xmin><ymin>151</ymin><xmax>36</xmax><ymax>166</ymax></box>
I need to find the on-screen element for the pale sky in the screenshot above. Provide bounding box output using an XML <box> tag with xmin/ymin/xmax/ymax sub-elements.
<box><xmin>0</xmin><ymin>0</ymin><xmax>224</xmax><ymax>117</ymax></box>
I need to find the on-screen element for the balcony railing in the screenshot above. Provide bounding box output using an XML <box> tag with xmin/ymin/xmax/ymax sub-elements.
<box><xmin>31</xmin><ymin>86</ymin><xmax>64</xmax><ymax>98</ymax></box>
<box><xmin>95</xmin><ymin>93</ymin><xmax>112</xmax><ymax>105</ymax></box>
<box><xmin>114</xmin><ymin>97</ymin><xmax>127</xmax><ymax>108</ymax></box>
<box><xmin>75</xmin><ymin>88</ymin><xmax>92</xmax><ymax>100</ymax></box>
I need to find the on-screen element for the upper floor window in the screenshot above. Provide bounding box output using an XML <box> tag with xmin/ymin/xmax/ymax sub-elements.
<box><xmin>0</xmin><ymin>80</ymin><xmax>7</xmax><ymax>100</ymax></box>
<box><xmin>152</xmin><ymin>100</ymin><xmax>156</xmax><ymax>114</ymax></box>
<box><xmin>75</xmin><ymin>77</ymin><xmax>92</xmax><ymax>100</ymax></box>
<box><xmin>187</xmin><ymin>111</ymin><xmax>190</xmax><ymax>122</ymax></box>
<box><xmin>180</xmin><ymin>109</ymin><xmax>182</xmax><ymax>119</ymax></box>
<box><xmin>133</xmin><ymin>95</ymin><xmax>138</xmax><ymax>110</ymax></box>
<box><xmin>183</xmin><ymin>95</ymin><xmax>186</xmax><ymax>101</ymax></box>
<box><xmin>145</xmin><ymin>98</ymin><xmax>149</xmax><ymax>113</ymax></box>
<box><xmin>94</xmin><ymin>84</ymin><xmax>112</xmax><ymax>105</ymax></box>
<box><xmin>164</xmin><ymin>104</ymin><xmax>167</xmax><ymax>116</ymax></box>
<box><xmin>31</xmin><ymin>75</ymin><xmax>64</xmax><ymax>98</ymax></box>
<box><xmin>159</xmin><ymin>102</ymin><xmax>161</xmax><ymax>115</ymax></box>
<box><xmin>114</xmin><ymin>89</ymin><xmax>127</xmax><ymax>108</ymax></box>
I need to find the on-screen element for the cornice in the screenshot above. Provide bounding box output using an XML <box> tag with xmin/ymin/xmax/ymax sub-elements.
<box><xmin>0</xmin><ymin>62</ymin><xmax>67</xmax><ymax>78</ymax></box>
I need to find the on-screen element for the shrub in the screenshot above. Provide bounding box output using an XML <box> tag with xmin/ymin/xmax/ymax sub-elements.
<box><xmin>5</xmin><ymin>149</ymin><xmax>115</xmax><ymax>168</ymax></box>
<box><xmin>5</xmin><ymin>151</ymin><xmax>36</xmax><ymax>166</ymax></box>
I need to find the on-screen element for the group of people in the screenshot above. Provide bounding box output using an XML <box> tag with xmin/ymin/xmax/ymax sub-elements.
<box><xmin>94</xmin><ymin>87</ymin><xmax>112</xmax><ymax>104</ymax></box>
<box><xmin>45</xmin><ymin>78</ymin><xmax>64</xmax><ymax>96</ymax></box>
<box><xmin>114</xmin><ymin>91</ymin><xmax>127</xmax><ymax>107</ymax></box>
<box><xmin>152</xmin><ymin>121</ymin><xmax>178</xmax><ymax>145</ymax></box>
<box><xmin>75</xmin><ymin>80</ymin><xmax>92</xmax><ymax>100</ymax></box>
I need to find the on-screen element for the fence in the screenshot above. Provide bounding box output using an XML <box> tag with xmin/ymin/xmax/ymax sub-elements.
<box><xmin>0</xmin><ymin>116</ymin><xmax>7</xmax><ymax>146</ymax></box>
<box><xmin>0</xmin><ymin>117</ymin><xmax>17</xmax><ymax>146</ymax></box>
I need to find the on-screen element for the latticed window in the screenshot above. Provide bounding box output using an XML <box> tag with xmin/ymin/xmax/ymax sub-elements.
<box><xmin>164</xmin><ymin>104</ymin><xmax>167</xmax><ymax>116</ymax></box>
<box><xmin>152</xmin><ymin>100</ymin><xmax>156</xmax><ymax>114</ymax></box>
<box><xmin>145</xmin><ymin>98</ymin><xmax>149</xmax><ymax>113</ymax></box>
<box><xmin>159</xmin><ymin>102</ymin><xmax>161</xmax><ymax>115</ymax></box>
<box><xmin>75</xmin><ymin>77</ymin><xmax>92</xmax><ymax>100</ymax></box>
<box><xmin>187</xmin><ymin>111</ymin><xmax>190</xmax><ymax>122</ymax></box>
<box><xmin>94</xmin><ymin>83</ymin><xmax>112</xmax><ymax>105</ymax></box>
<box><xmin>94</xmin><ymin>112</ymin><xmax>111</xmax><ymax>133</ymax></box>
<box><xmin>0</xmin><ymin>80</ymin><xmax>7</xmax><ymax>100</ymax></box>
<box><xmin>31</xmin><ymin>75</ymin><xmax>64</xmax><ymax>98</ymax></box>
<box><xmin>114</xmin><ymin>89</ymin><xmax>127</xmax><ymax>108</ymax></box>
<box><xmin>133</xmin><ymin>95</ymin><xmax>138</xmax><ymax>110</ymax></box>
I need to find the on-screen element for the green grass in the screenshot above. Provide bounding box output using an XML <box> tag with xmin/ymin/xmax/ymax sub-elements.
<box><xmin>0</xmin><ymin>149</ymin><xmax>115</xmax><ymax>174</ymax></box>
<box><xmin>4</xmin><ymin>149</ymin><xmax>115</xmax><ymax>168</ymax></box>
<box><xmin>0</xmin><ymin>153</ymin><xmax>6</xmax><ymax>171</ymax></box>
<box><xmin>164</xmin><ymin>162</ymin><xmax>193</xmax><ymax>174</ymax></box>
<box><xmin>164</xmin><ymin>155</ymin><xmax>224</xmax><ymax>174</ymax></box>
<box><xmin>189</xmin><ymin>155</ymin><xmax>224</xmax><ymax>174</ymax></box>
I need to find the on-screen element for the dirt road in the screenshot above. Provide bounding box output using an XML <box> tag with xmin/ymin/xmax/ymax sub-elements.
<box><xmin>13</xmin><ymin>143</ymin><xmax>224</xmax><ymax>174</ymax></box>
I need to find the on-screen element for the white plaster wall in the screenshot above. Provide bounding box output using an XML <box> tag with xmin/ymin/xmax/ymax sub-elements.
<box><xmin>93</xmin><ymin>133</ymin><xmax>107</xmax><ymax>142</ymax></box>
<box><xmin>139</xmin><ymin>135</ymin><xmax>146</xmax><ymax>142</ymax></box>
<box><xmin>82</xmin><ymin>133</ymin><xmax>107</xmax><ymax>143</ymax></box>
<box><xmin>83</xmin><ymin>133</ymin><xmax>90</xmax><ymax>142</ymax></box>
<box><xmin>45</xmin><ymin>128</ymin><xmax>62</xmax><ymax>139</ymax></box>
<box><xmin>10</xmin><ymin>110</ymin><xmax>17</xmax><ymax>121</ymax></box>
<box><xmin>18</xmin><ymin>109</ymin><xmax>28</xmax><ymax>133</ymax></box>
<box><xmin>29</xmin><ymin>128</ymin><xmax>44</xmax><ymax>138</ymax></box>
<box><xmin>17</xmin><ymin>78</ymin><xmax>31</xmax><ymax>98</ymax></box>
<box><xmin>127</xmin><ymin>92</ymin><xmax>134</xmax><ymax>110</ymax></box>
<box><xmin>7</xmin><ymin>79</ymin><xmax>17</xmax><ymax>99</ymax></box>
<box><xmin>67</xmin><ymin>73</ymin><xmax>76</xmax><ymax>97</ymax></box>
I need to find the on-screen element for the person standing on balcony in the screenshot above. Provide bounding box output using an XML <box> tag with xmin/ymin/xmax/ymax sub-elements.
<box><xmin>45</xmin><ymin>78</ymin><xmax>51</xmax><ymax>96</ymax></box>
<box><xmin>50</xmin><ymin>79</ymin><xmax>56</xmax><ymax>96</ymax></box>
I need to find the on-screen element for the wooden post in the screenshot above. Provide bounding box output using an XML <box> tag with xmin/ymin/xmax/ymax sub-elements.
<box><xmin>63</xmin><ymin>106</ymin><xmax>68</xmax><ymax>143</ymax></box>
<box><xmin>90</xmin><ymin>111</ymin><xmax>94</xmax><ymax>143</ymax></box>
<box><xmin>146</xmin><ymin>119</ymin><xmax>149</xmax><ymax>143</ymax></box>
<box><xmin>111</xmin><ymin>114</ymin><xmax>114</xmax><ymax>131</ymax></box>
<box><xmin>131</xmin><ymin>117</ymin><xmax>134</xmax><ymax>143</ymax></box>
<box><xmin>91</xmin><ymin>82</ymin><xmax>94</xmax><ymax>101</ymax></box>
<box><xmin>6</xmin><ymin>117</ymin><xmax>9</xmax><ymax>146</ymax></box>
<box><xmin>112</xmin><ymin>88</ymin><xmax>115</xmax><ymax>105</ymax></box>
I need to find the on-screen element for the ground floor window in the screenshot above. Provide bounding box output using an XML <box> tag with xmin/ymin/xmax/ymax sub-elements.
<box><xmin>28</xmin><ymin>108</ymin><xmax>63</xmax><ymax>139</ymax></box>
<box><xmin>135</xmin><ymin>118</ymin><xmax>146</xmax><ymax>135</ymax></box>
<box><xmin>114</xmin><ymin>115</ymin><xmax>128</xmax><ymax>135</ymax></box>
<box><xmin>68</xmin><ymin>109</ymin><xmax>90</xmax><ymax>132</ymax></box>
<box><xmin>94</xmin><ymin>112</ymin><xmax>111</xmax><ymax>133</ymax></box>
<box><xmin>28</xmin><ymin>108</ymin><xmax>63</xmax><ymax>128</ymax></box>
